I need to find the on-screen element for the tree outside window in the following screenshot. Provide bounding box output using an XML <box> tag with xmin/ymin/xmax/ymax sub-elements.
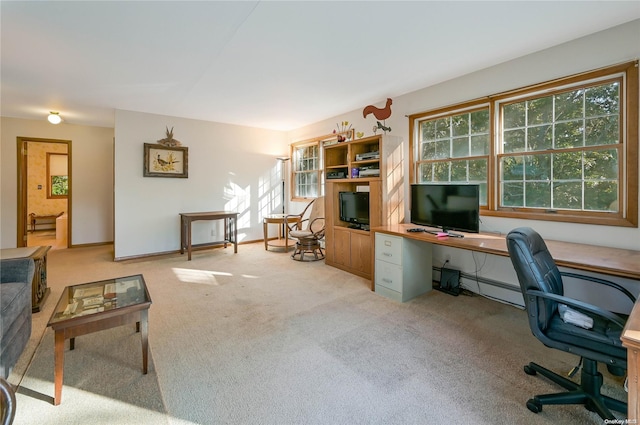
<box><xmin>47</xmin><ymin>153</ymin><xmax>68</xmax><ymax>198</ymax></box>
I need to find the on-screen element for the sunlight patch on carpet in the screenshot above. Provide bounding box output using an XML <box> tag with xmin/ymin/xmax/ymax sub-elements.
<box><xmin>172</xmin><ymin>267</ymin><xmax>231</xmax><ymax>285</ymax></box>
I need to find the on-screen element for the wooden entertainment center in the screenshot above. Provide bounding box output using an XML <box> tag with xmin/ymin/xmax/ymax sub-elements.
<box><xmin>323</xmin><ymin>134</ymin><xmax>403</xmax><ymax>280</ymax></box>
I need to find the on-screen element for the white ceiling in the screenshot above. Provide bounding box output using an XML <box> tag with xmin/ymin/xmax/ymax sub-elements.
<box><xmin>2</xmin><ymin>1</ymin><xmax>639</xmax><ymax>131</ymax></box>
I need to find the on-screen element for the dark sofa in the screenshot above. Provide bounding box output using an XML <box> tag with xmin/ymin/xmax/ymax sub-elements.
<box><xmin>1</xmin><ymin>257</ymin><xmax>35</xmax><ymax>379</ymax></box>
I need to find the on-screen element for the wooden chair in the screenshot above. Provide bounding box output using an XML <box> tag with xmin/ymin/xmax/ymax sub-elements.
<box><xmin>286</xmin><ymin>197</ymin><xmax>325</xmax><ymax>261</ymax></box>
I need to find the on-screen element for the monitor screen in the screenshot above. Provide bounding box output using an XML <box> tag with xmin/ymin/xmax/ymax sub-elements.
<box><xmin>339</xmin><ymin>192</ymin><xmax>370</xmax><ymax>226</ymax></box>
<box><xmin>410</xmin><ymin>184</ymin><xmax>479</xmax><ymax>233</ymax></box>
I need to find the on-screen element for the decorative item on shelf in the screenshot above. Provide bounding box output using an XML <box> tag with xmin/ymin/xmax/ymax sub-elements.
<box><xmin>143</xmin><ymin>143</ymin><xmax>188</xmax><ymax>178</ymax></box>
<box><xmin>356</xmin><ymin>131</ymin><xmax>364</xmax><ymax>139</ymax></box>
<box><xmin>156</xmin><ymin>126</ymin><xmax>182</xmax><ymax>147</ymax></box>
<box><xmin>363</xmin><ymin>98</ymin><xmax>392</xmax><ymax>134</ymax></box>
<box><xmin>373</xmin><ymin>121</ymin><xmax>392</xmax><ymax>134</ymax></box>
<box><xmin>333</xmin><ymin>121</ymin><xmax>352</xmax><ymax>142</ymax></box>
<box><xmin>351</xmin><ymin>168</ymin><xmax>360</xmax><ymax>178</ymax></box>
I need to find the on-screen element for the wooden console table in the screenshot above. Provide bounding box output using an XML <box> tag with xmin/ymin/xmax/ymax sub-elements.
<box><xmin>0</xmin><ymin>246</ymin><xmax>51</xmax><ymax>312</ymax></box>
<box><xmin>179</xmin><ymin>211</ymin><xmax>238</xmax><ymax>260</ymax></box>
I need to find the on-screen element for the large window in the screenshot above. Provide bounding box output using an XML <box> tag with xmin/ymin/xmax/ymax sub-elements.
<box><xmin>499</xmin><ymin>80</ymin><xmax>621</xmax><ymax>213</ymax></box>
<box><xmin>410</xmin><ymin>61</ymin><xmax>638</xmax><ymax>227</ymax></box>
<box><xmin>415</xmin><ymin>103</ymin><xmax>490</xmax><ymax>205</ymax></box>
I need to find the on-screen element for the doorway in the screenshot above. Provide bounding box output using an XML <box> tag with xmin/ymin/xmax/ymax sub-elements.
<box><xmin>17</xmin><ymin>137</ymin><xmax>71</xmax><ymax>250</ymax></box>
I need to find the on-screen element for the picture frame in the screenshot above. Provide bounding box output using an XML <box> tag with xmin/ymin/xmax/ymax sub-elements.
<box><xmin>143</xmin><ymin>143</ymin><xmax>188</xmax><ymax>178</ymax></box>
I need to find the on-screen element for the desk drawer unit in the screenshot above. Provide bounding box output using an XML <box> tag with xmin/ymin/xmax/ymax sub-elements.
<box><xmin>374</xmin><ymin>233</ymin><xmax>432</xmax><ymax>302</ymax></box>
<box><xmin>375</xmin><ymin>233</ymin><xmax>402</xmax><ymax>266</ymax></box>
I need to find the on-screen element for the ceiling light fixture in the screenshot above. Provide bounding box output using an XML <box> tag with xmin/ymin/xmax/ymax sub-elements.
<box><xmin>47</xmin><ymin>112</ymin><xmax>62</xmax><ymax>124</ymax></box>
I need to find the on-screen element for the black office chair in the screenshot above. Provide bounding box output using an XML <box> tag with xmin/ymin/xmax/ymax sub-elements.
<box><xmin>506</xmin><ymin>227</ymin><xmax>636</xmax><ymax>420</ymax></box>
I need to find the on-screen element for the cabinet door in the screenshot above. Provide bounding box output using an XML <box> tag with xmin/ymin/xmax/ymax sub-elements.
<box><xmin>350</xmin><ymin>232</ymin><xmax>371</xmax><ymax>274</ymax></box>
<box><xmin>333</xmin><ymin>228</ymin><xmax>351</xmax><ymax>267</ymax></box>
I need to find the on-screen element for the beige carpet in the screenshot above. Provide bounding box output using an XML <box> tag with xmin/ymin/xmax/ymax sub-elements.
<box><xmin>9</xmin><ymin>242</ymin><xmax>628</xmax><ymax>424</ymax></box>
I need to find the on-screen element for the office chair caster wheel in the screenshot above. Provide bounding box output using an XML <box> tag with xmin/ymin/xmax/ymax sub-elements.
<box><xmin>526</xmin><ymin>398</ymin><xmax>542</xmax><ymax>413</ymax></box>
<box><xmin>524</xmin><ymin>365</ymin><xmax>537</xmax><ymax>375</ymax></box>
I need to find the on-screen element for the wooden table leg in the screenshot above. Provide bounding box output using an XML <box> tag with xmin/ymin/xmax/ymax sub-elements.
<box><xmin>284</xmin><ymin>220</ymin><xmax>289</xmax><ymax>250</ymax></box>
<box><xmin>140</xmin><ymin>310</ymin><xmax>149</xmax><ymax>374</ymax></box>
<box><xmin>263</xmin><ymin>219</ymin><xmax>268</xmax><ymax>250</ymax></box>
<box><xmin>232</xmin><ymin>216</ymin><xmax>238</xmax><ymax>253</ymax></box>
<box><xmin>223</xmin><ymin>218</ymin><xmax>228</xmax><ymax>248</ymax></box>
<box><xmin>186</xmin><ymin>219</ymin><xmax>192</xmax><ymax>261</ymax></box>
<box><xmin>179</xmin><ymin>215</ymin><xmax>185</xmax><ymax>255</ymax></box>
<box><xmin>53</xmin><ymin>331</ymin><xmax>65</xmax><ymax>405</ymax></box>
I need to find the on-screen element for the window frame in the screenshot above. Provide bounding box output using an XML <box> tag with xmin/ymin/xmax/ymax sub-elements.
<box><xmin>46</xmin><ymin>152</ymin><xmax>69</xmax><ymax>199</ymax></box>
<box><xmin>409</xmin><ymin>61</ymin><xmax>638</xmax><ymax>228</ymax></box>
<box><xmin>411</xmin><ymin>100</ymin><xmax>492</xmax><ymax>208</ymax></box>
<box><xmin>290</xmin><ymin>137</ymin><xmax>323</xmax><ymax>201</ymax></box>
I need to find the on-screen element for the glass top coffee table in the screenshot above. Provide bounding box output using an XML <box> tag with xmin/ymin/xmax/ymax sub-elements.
<box><xmin>47</xmin><ymin>274</ymin><xmax>152</xmax><ymax>405</ymax></box>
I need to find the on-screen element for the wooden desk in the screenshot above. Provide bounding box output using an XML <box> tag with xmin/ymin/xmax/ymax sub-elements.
<box><xmin>179</xmin><ymin>211</ymin><xmax>238</xmax><ymax>260</ymax></box>
<box><xmin>373</xmin><ymin>223</ymin><xmax>640</xmax><ymax>420</ymax></box>
<box><xmin>372</xmin><ymin>224</ymin><xmax>640</xmax><ymax>280</ymax></box>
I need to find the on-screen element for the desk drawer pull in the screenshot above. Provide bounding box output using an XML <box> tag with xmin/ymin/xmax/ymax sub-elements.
<box><xmin>382</xmin><ymin>278</ymin><xmax>393</xmax><ymax>284</ymax></box>
<box><xmin>383</xmin><ymin>252</ymin><xmax>392</xmax><ymax>257</ymax></box>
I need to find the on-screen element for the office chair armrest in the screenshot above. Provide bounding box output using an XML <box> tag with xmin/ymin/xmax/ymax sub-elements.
<box><xmin>560</xmin><ymin>271</ymin><xmax>636</xmax><ymax>304</ymax></box>
<box><xmin>526</xmin><ymin>289</ymin><xmax>627</xmax><ymax>328</ymax></box>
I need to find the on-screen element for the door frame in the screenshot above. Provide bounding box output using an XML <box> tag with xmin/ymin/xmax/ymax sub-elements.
<box><xmin>17</xmin><ymin>137</ymin><xmax>72</xmax><ymax>247</ymax></box>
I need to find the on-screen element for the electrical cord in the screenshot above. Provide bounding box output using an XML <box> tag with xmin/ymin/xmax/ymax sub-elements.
<box><xmin>471</xmin><ymin>251</ymin><xmax>488</xmax><ymax>296</ymax></box>
<box><xmin>434</xmin><ymin>259</ymin><xmax>449</xmax><ymax>287</ymax></box>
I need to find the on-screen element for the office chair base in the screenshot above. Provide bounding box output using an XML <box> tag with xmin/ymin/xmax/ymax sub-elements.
<box><xmin>523</xmin><ymin>360</ymin><xmax>626</xmax><ymax>420</ymax></box>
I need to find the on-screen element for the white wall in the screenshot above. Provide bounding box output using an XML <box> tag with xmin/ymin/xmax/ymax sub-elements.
<box><xmin>0</xmin><ymin>117</ymin><xmax>114</xmax><ymax>248</ymax></box>
<box><xmin>113</xmin><ymin>110</ymin><xmax>288</xmax><ymax>259</ymax></box>
<box><xmin>288</xmin><ymin>20</ymin><xmax>640</xmax><ymax>306</ymax></box>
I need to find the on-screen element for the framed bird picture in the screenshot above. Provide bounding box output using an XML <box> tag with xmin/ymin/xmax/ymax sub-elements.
<box><xmin>143</xmin><ymin>143</ymin><xmax>188</xmax><ymax>178</ymax></box>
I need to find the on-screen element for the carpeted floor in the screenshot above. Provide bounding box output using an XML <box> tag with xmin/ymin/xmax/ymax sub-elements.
<box><xmin>9</xmin><ymin>242</ymin><xmax>628</xmax><ymax>424</ymax></box>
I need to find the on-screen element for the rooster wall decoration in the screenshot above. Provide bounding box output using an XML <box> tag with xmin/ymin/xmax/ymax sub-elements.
<box><xmin>363</xmin><ymin>98</ymin><xmax>392</xmax><ymax>134</ymax></box>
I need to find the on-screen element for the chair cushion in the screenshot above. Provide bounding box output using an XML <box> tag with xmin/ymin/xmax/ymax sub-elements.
<box><xmin>545</xmin><ymin>313</ymin><xmax>626</xmax><ymax>360</ymax></box>
<box><xmin>290</xmin><ymin>230</ymin><xmax>313</xmax><ymax>239</ymax></box>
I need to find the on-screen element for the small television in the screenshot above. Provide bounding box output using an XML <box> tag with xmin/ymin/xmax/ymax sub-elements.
<box><xmin>339</xmin><ymin>191</ymin><xmax>370</xmax><ymax>229</ymax></box>
<box><xmin>410</xmin><ymin>184</ymin><xmax>480</xmax><ymax>233</ymax></box>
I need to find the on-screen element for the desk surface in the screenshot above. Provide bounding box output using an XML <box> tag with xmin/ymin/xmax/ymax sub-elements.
<box><xmin>372</xmin><ymin>224</ymin><xmax>640</xmax><ymax>281</ymax></box>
